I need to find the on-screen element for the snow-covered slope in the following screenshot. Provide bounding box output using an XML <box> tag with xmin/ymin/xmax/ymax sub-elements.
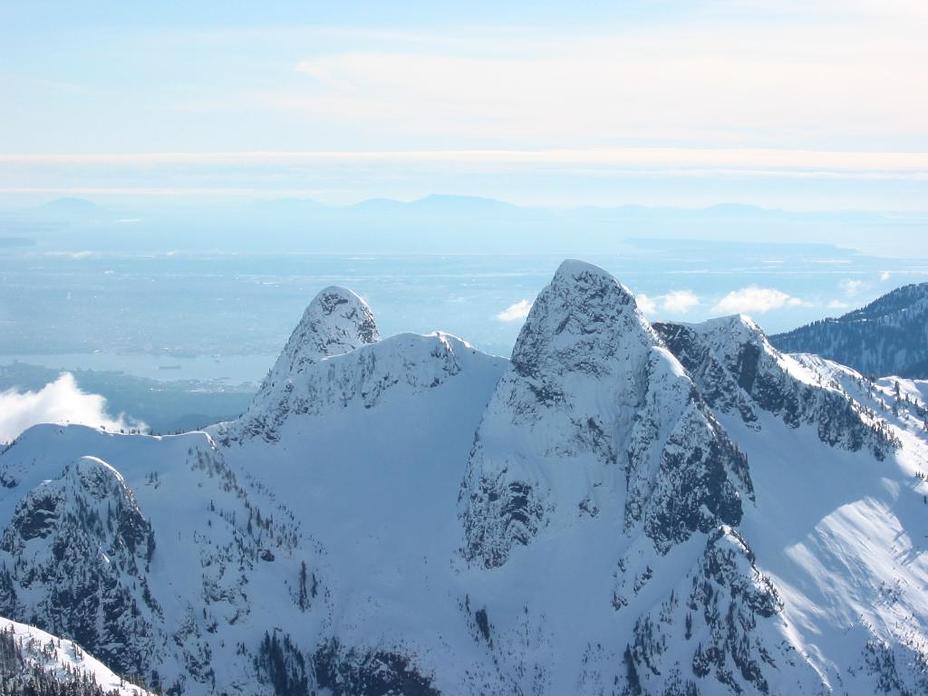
<box><xmin>0</xmin><ymin>614</ymin><xmax>152</xmax><ymax>695</ymax></box>
<box><xmin>771</xmin><ymin>282</ymin><xmax>928</xmax><ymax>378</ymax></box>
<box><xmin>655</xmin><ymin>315</ymin><xmax>899</xmax><ymax>458</ymax></box>
<box><xmin>654</xmin><ymin>318</ymin><xmax>928</xmax><ymax>694</ymax></box>
<box><xmin>0</xmin><ymin>284</ymin><xmax>509</xmax><ymax>694</ymax></box>
<box><xmin>0</xmin><ymin>263</ymin><xmax>926</xmax><ymax>695</ymax></box>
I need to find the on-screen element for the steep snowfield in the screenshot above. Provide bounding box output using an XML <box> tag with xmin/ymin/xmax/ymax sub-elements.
<box><xmin>724</xmin><ymin>399</ymin><xmax>928</xmax><ymax>693</ymax></box>
<box><xmin>211</xmin><ymin>329</ymin><xmax>510</xmax><ymax>693</ymax></box>
<box><xmin>0</xmin><ymin>263</ymin><xmax>925</xmax><ymax>694</ymax></box>
<box><xmin>0</xmin><ymin>614</ymin><xmax>152</xmax><ymax>694</ymax></box>
<box><xmin>656</xmin><ymin>321</ymin><xmax>928</xmax><ymax>693</ymax></box>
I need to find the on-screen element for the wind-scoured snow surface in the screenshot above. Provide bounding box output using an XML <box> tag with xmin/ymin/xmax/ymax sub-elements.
<box><xmin>0</xmin><ymin>262</ymin><xmax>927</xmax><ymax>695</ymax></box>
<box><xmin>771</xmin><ymin>282</ymin><xmax>928</xmax><ymax>378</ymax></box>
<box><xmin>0</xmin><ymin>614</ymin><xmax>152</xmax><ymax>694</ymax></box>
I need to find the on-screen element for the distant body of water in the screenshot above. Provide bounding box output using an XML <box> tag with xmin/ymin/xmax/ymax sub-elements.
<box><xmin>0</xmin><ymin>352</ymin><xmax>275</xmax><ymax>386</ymax></box>
<box><xmin>2</xmin><ymin>243</ymin><xmax>927</xmax><ymax>383</ymax></box>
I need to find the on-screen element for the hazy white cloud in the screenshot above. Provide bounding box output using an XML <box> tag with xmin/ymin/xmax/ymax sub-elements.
<box><xmin>0</xmin><ymin>374</ymin><xmax>146</xmax><ymax>443</ymax></box>
<box><xmin>2</xmin><ymin>3</ymin><xmax>926</xmax><ymax>213</ymax></box>
<box><xmin>712</xmin><ymin>287</ymin><xmax>802</xmax><ymax>315</ymax></box>
<box><xmin>661</xmin><ymin>290</ymin><xmax>700</xmax><ymax>314</ymax></box>
<box><xmin>880</xmin><ymin>271</ymin><xmax>892</xmax><ymax>281</ymax></box>
<box><xmin>636</xmin><ymin>290</ymin><xmax>699</xmax><ymax>315</ymax></box>
<box><xmin>495</xmin><ymin>299</ymin><xmax>532</xmax><ymax>322</ymax></box>
<box><xmin>841</xmin><ymin>279</ymin><xmax>866</xmax><ymax>296</ymax></box>
<box><xmin>4</xmin><ymin>148</ymin><xmax>927</xmax><ymax>178</ymax></box>
<box><xmin>636</xmin><ymin>294</ymin><xmax>657</xmax><ymax>314</ymax></box>
<box><xmin>282</xmin><ymin>14</ymin><xmax>928</xmax><ymax>150</ymax></box>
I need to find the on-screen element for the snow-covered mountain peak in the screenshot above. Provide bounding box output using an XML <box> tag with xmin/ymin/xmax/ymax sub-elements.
<box><xmin>552</xmin><ymin>257</ymin><xmax>623</xmax><ymax>285</ymax></box>
<box><xmin>2</xmin><ymin>260</ymin><xmax>927</xmax><ymax>695</ymax></box>
<box><xmin>669</xmin><ymin>313</ymin><xmax>775</xmax><ymax>366</ymax></box>
<box><xmin>462</xmin><ymin>261</ymin><xmax>751</xmax><ymax>567</ymax></box>
<box><xmin>268</xmin><ymin>285</ymin><xmax>379</xmax><ymax>379</ymax></box>
<box><xmin>0</xmin><ymin>449</ymin><xmax>157</xmax><ymax>678</ymax></box>
<box><xmin>688</xmin><ymin>312</ymin><xmax>763</xmax><ymax>340</ymax></box>
<box><xmin>228</xmin><ymin>285</ymin><xmax>390</xmax><ymax>441</ymax></box>
<box><xmin>228</xmin><ymin>322</ymin><xmax>505</xmax><ymax>443</ymax></box>
<box><xmin>512</xmin><ymin>259</ymin><xmax>647</xmax><ymax>375</ymax></box>
<box><xmin>243</xmin><ymin>285</ymin><xmax>380</xmax><ymax>436</ymax></box>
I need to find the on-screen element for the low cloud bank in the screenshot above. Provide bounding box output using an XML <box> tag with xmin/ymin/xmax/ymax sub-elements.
<box><xmin>636</xmin><ymin>290</ymin><xmax>700</xmax><ymax>315</ymax></box>
<box><xmin>0</xmin><ymin>373</ymin><xmax>146</xmax><ymax>444</ymax></box>
<box><xmin>712</xmin><ymin>287</ymin><xmax>802</xmax><ymax>315</ymax></box>
<box><xmin>496</xmin><ymin>299</ymin><xmax>533</xmax><ymax>322</ymax></box>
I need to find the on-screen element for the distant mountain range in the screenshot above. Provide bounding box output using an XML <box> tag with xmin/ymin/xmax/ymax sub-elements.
<box><xmin>772</xmin><ymin>282</ymin><xmax>928</xmax><ymax>378</ymax></box>
<box><xmin>1</xmin><ymin>260</ymin><xmax>926</xmax><ymax>694</ymax></box>
<box><xmin>2</xmin><ymin>195</ymin><xmax>923</xmax><ymax>255</ymax></box>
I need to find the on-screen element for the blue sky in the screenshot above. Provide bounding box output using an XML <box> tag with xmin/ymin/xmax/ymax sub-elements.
<box><xmin>2</xmin><ymin>1</ymin><xmax>927</xmax><ymax>210</ymax></box>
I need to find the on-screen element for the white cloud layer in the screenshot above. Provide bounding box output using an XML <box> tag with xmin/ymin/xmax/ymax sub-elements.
<box><xmin>4</xmin><ymin>148</ymin><xmax>928</xmax><ymax>178</ymax></box>
<box><xmin>282</xmin><ymin>9</ymin><xmax>928</xmax><ymax>151</ymax></box>
<box><xmin>661</xmin><ymin>290</ymin><xmax>701</xmax><ymax>313</ymax></box>
<box><xmin>0</xmin><ymin>374</ymin><xmax>146</xmax><ymax>444</ymax></box>
<box><xmin>1</xmin><ymin>2</ymin><xmax>926</xmax><ymax>212</ymax></box>
<box><xmin>841</xmin><ymin>279</ymin><xmax>866</xmax><ymax>296</ymax></box>
<box><xmin>636</xmin><ymin>294</ymin><xmax>657</xmax><ymax>314</ymax></box>
<box><xmin>636</xmin><ymin>291</ymin><xmax>699</xmax><ymax>315</ymax></box>
<box><xmin>496</xmin><ymin>299</ymin><xmax>532</xmax><ymax>322</ymax></box>
<box><xmin>712</xmin><ymin>287</ymin><xmax>802</xmax><ymax>315</ymax></box>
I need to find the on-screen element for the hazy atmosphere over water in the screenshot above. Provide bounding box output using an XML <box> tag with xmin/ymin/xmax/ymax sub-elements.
<box><xmin>2</xmin><ymin>0</ymin><xmax>928</xmax><ymax>433</ymax></box>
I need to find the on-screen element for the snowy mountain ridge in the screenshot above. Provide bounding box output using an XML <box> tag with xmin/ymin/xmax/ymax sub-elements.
<box><xmin>0</xmin><ymin>614</ymin><xmax>152</xmax><ymax>695</ymax></box>
<box><xmin>0</xmin><ymin>259</ymin><xmax>925</xmax><ymax>695</ymax></box>
<box><xmin>655</xmin><ymin>314</ymin><xmax>900</xmax><ymax>459</ymax></box>
<box><xmin>227</xmin><ymin>329</ymin><xmax>493</xmax><ymax>444</ymax></box>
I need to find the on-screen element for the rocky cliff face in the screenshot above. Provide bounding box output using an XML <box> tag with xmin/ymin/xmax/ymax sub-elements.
<box><xmin>619</xmin><ymin>526</ymin><xmax>818</xmax><ymax>696</ymax></box>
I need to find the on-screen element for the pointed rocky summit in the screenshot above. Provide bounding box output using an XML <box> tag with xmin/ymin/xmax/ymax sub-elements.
<box><xmin>460</xmin><ymin>260</ymin><xmax>752</xmax><ymax>568</ymax></box>
<box><xmin>231</xmin><ymin>287</ymin><xmax>380</xmax><ymax>441</ymax></box>
<box><xmin>268</xmin><ymin>286</ymin><xmax>379</xmax><ymax>381</ymax></box>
